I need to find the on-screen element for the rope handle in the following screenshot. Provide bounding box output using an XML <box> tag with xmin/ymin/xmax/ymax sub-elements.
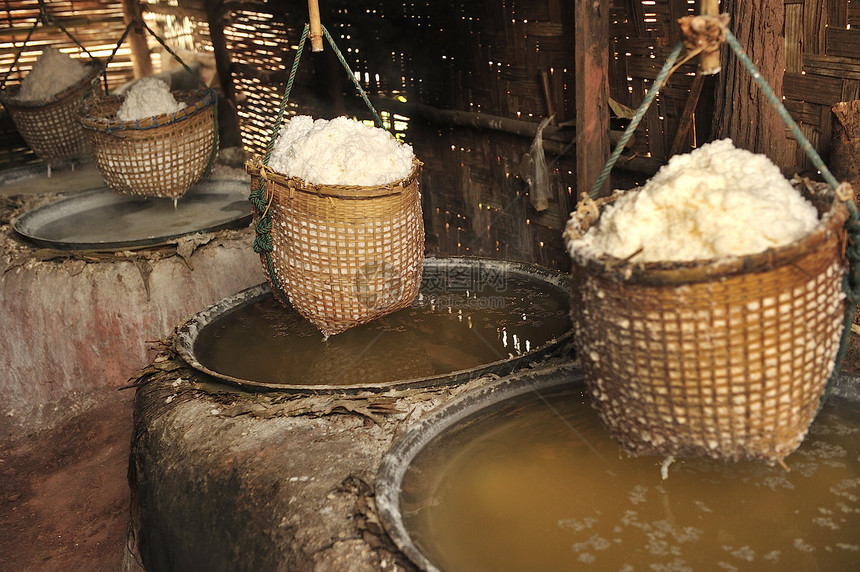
<box><xmin>590</xmin><ymin>15</ymin><xmax>845</xmax><ymax>198</ymax></box>
<box><xmin>83</xmin><ymin>17</ymin><xmax>210</xmax><ymax>101</ymax></box>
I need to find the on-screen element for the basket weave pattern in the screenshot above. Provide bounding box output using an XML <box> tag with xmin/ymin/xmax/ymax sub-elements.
<box><xmin>252</xmin><ymin>160</ymin><xmax>424</xmax><ymax>338</ymax></box>
<box><xmin>568</xmin><ymin>185</ymin><xmax>849</xmax><ymax>463</ymax></box>
<box><xmin>0</xmin><ymin>65</ymin><xmax>99</xmax><ymax>163</ymax></box>
<box><xmin>78</xmin><ymin>88</ymin><xmax>216</xmax><ymax>199</ymax></box>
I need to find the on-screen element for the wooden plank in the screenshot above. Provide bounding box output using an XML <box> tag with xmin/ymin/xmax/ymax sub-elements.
<box><xmin>575</xmin><ymin>0</ymin><xmax>610</xmax><ymax>198</ymax></box>
<box><xmin>670</xmin><ymin>74</ymin><xmax>705</xmax><ymax>156</ymax></box>
<box><xmin>803</xmin><ymin>53</ymin><xmax>860</xmax><ymax>80</ymax></box>
<box><xmin>826</xmin><ymin>27</ymin><xmax>860</xmax><ymax>59</ymax></box>
<box><xmin>625</xmin><ymin>56</ymin><xmax>662</xmax><ymax>80</ymax></box>
<box><xmin>826</xmin><ymin>0</ymin><xmax>847</xmax><ymax>28</ymax></box>
<box><xmin>783</xmin><ymin>99</ymin><xmax>824</xmax><ymax>125</ymax></box>
<box><xmin>783</xmin><ymin>71</ymin><xmax>845</xmax><ymax>105</ymax></box>
<box><xmin>803</xmin><ymin>0</ymin><xmax>826</xmax><ymax>55</ymax></box>
<box><xmin>626</xmin><ymin>0</ymin><xmax>645</xmax><ymax>38</ymax></box>
<box><xmin>784</xmin><ymin>4</ymin><xmax>803</xmax><ymax>73</ymax></box>
<box><xmin>843</xmin><ymin>79</ymin><xmax>860</xmax><ymax>102</ymax></box>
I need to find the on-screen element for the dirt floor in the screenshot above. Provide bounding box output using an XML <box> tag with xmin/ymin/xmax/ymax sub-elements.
<box><xmin>0</xmin><ymin>390</ymin><xmax>137</xmax><ymax>572</ymax></box>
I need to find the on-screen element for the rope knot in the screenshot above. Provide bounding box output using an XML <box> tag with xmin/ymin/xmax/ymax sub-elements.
<box><xmin>253</xmin><ymin>234</ymin><xmax>273</xmax><ymax>253</ymax></box>
<box><xmin>836</xmin><ymin>182</ymin><xmax>856</xmax><ymax>204</ymax></box>
<box><xmin>678</xmin><ymin>13</ymin><xmax>729</xmax><ymax>56</ymax></box>
<box><xmin>255</xmin><ymin>216</ymin><xmax>272</xmax><ymax>236</ymax></box>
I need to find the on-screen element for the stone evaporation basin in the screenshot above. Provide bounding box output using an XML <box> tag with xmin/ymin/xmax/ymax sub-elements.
<box><xmin>377</xmin><ymin>372</ymin><xmax>860</xmax><ymax>572</ymax></box>
<box><xmin>176</xmin><ymin>257</ymin><xmax>573</xmax><ymax>391</ymax></box>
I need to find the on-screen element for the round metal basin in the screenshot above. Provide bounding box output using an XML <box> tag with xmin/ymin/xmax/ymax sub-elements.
<box><xmin>13</xmin><ymin>177</ymin><xmax>251</xmax><ymax>250</ymax></box>
<box><xmin>375</xmin><ymin>370</ymin><xmax>860</xmax><ymax>571</ymax></box>
<box><xmin>175</xmin><ymin>257</ymin><xmax>574</xmax><ymax>392</ymax></box>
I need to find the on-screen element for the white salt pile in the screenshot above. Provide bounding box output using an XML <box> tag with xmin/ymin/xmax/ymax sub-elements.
<box><xmin>269</xmin><ymin>115</ymin><xmax>415</xmax><ymax>186</ymax></box>
<box><xmin>117</xmin><ymin>77</ymin><xmax>186</xmax><ymax>122</ymax></box>
<box><xmin>566</xmin><ymin>139</ymin><xmax>820</xmax><ymax>263</ymax></box>
<box><xmin>15</xmin><ymin>47</ymin><xmax>88</xmax><ymax>102</ymax></box>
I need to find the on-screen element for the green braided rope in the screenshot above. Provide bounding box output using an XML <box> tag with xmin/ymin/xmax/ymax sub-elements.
<box><xmin>249</xmin><ymin>24</ymin><xmax>311</xmax><ymax>308</ymax></box>
<box><xmin>723</xmin><ymin>30</ymin><xmax>839</xmax><ymax>190</ymax></box>
<box><xmin>321</xmin><ymin>25</ymin><xmax>384</xmax><ymax>129</ymax></box>
<box><xmin>721</xmin><ymin>28</ymin><xmax>860</xmax><ymax>410</ymax></box>
<box><xmin>589</xmin><ymin>41</ymin><xmax>684</xmax><ymax>199</ymax></box>
<box><xmin>83</xmin><ymin>20</ymin><xmax>133</xmax><ymax>101</ymax></box>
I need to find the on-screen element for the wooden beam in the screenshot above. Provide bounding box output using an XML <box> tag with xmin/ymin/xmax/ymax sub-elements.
<box><xmin>670</xmin><ymin>74</ymin><xmax>705</xmax><ymax>156</ymax></box>
<box><xmin>204</xmin><ymin>0</ymin><xmax>242</xmax><ymax>148</ymax></box>
<box><xmin>575</xmin><ymin>0</ymin><xmax>610</xmax><ymax>199</ymax></box>
<box><xmin>121</xmin><ymin>0</ymin><xmax>153</xmax><ymax>78</ymax></box>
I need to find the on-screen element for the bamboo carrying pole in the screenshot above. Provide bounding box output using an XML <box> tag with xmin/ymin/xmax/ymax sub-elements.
<box><xmin>697</xmin><ymin>0</ymin><xmax>721</xmax><ymax>74</ymax></box>
<box><xmin>307</xmin><ymin>0</ymin><xmax>323</xmax><ymax>52</ymax></box>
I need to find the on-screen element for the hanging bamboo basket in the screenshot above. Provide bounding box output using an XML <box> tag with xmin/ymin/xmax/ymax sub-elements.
<box><xmin>564</xmin><ymin>180</ymin><xmax>852</xmax><ymax>464</ymax></box>
<box><xmin>77</xmin><ymin>86</ymin><xmax>218</xmax><ymax>199</ymax></box>
<box><xmin>0</xmin><ymin>62</ymin><xmax>100</xmax><ymax>164</ymax></box>
<box><xmin>247</xmin><ymin>156</ymin><xmax>425</xmax><ymax>338</ymax></box>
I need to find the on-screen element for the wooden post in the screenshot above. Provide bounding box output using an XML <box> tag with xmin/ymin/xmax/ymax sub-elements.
<box><xmin>204</xmin><ymin>0</ymin><xmax>243</xmax><ymax>148</ymax></box>
<box><xmin>575</xmin><ymin>0</ymin><xmax>610</xmax><ymax>198</ymax></box>
<box><xmin>308</xmin><ymin>0</ymin><xmax>324</xmax><ymax>52</ymax></box>
<box><xmin>121</xmin><ymin>0</ymin><xmax>153</xmax><ymax>78</ymax></box>
<box><xmin>713</xmin><ymin>0</ymin><xmax>792</xmax><ymax>167</ymax></box>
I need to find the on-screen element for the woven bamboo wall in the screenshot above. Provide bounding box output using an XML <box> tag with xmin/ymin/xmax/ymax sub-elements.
<box><xmin>783</xmin><ymin>0</ymin><xmax>860</xmax><ymax>169</ymax></box>
<box><xmin>2</xmin><ymin>1</ymin><xmax>858</xmax><ymax>269</ymax></box>
<box><xmin>609</xmin><ymin>0</ymin><xmax>701</xmax><ymax>170</ymax></box>
<box><xmin>0</xmin><ymin>0</ymin><xmax>138</xmax><ymax>167</ymax></box>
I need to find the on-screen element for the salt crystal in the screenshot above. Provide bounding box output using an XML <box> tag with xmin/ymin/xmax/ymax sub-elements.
<box><xmin>117</xmin><ymin>77</ymin><xmax>186</xmax><ymax>122</ymax></box>
<box><xmin>566</xmin><ymin>139</ymin><xmax>820</xmax><ymax>263</ymax></box>
<box><xmin>15</xmin><ymin>48</ymin><xmax>87</xmax><ymax>102</ymax></box>
<box><xmin>269</xmin><ymin>115</ymin><xmax>415</xmax><ymax>186</ymax></box>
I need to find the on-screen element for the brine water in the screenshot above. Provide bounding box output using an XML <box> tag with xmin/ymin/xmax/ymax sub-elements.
<box><xmin>400</xmin><ymin>386</ymin><xmax>860</xmax><ymax>571</ymax></box>
<box><xmin>193</xmin><ymin>273</ymin><xmax>571</xmax><ymax>386</ymax></box>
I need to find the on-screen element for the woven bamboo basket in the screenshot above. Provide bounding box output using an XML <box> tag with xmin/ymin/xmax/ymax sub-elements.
<box><xmin>77</xmin><ymin>87</ymin><xmax>217</xmax><ymax>199</ymax></box>
<box><xmin>564</xmin><ymin>180</ymin><xmax>851</xmax><ymax>464</ymax></box>
<box><xmin>247</xmin><ymin>157</ymin><xmax>424</xmax><ymax>338</ymax></box>
<box><xmin>0</xmin><ymin>63</ymin><xmax>99</xmax><ymax>164</ymax></box>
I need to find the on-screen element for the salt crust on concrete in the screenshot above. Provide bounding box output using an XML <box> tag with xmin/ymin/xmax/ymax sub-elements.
<box><xmin>129</xmin><ymin>338</ymin><xmax>578</xmax><ymax>571</ymax></box>
<box><xmin>0</xmin><ymin>189</ymin><xmax>263</xmax><ymax>440</ymax></box>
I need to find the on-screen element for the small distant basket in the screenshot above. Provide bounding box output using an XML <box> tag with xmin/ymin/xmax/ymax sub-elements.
<box><xmin>564</xmin><ymin>180</ymin><xmax>851</xmax><ymax>464</ymax></box>
<box><xmin>247</xmin><ymin>157</ymin><xmax>425</xmax><ymax>338</ymax></box>
<box><xmin>77</xmin><ymin>86</ymin><xmax>217</xmax><ymax>199</ymax></box>
<box><xmin>0</xmin><ymin>63</ymin><xmax>99</xmax><ymax>164</ymax></box>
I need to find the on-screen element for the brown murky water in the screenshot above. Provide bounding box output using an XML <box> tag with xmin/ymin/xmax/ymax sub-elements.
<box><xmin>400</xmin><ymin>387</ymin><xmax>860</xmax><ymax>571</ymax></box>
<box><xmin>193</xmin><ymin>273</ymin><xmax>570</xmax><ymax>386</ymax></box>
